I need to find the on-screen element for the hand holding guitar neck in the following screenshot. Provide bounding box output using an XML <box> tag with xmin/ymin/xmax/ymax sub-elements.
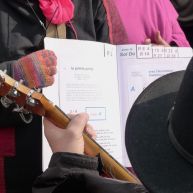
<box><xmin>44</xmin><ymin>113</ymin><xmax>96</xmax><ymax>154</ymax></box>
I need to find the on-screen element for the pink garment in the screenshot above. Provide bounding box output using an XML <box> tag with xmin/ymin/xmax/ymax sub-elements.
<box><xmin>39</xmin><ymin>0</ymin><xmax>74</xmax><ymax>24</ymax></box>
<box><xmin>103</xmin><ymin>0</ymin><xmax>129</xmax><ymax>44</ymax></box>
<box><xmin>110</xmin><ymin>0</ymin><xmax>190</xmax><ymax>46</ymax></box>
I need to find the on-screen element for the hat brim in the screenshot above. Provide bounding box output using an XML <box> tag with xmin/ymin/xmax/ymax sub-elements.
<box><xmin>126</xmin><ymin>71</ymin><xmax>193</xmax><ymax>193</ymax></box>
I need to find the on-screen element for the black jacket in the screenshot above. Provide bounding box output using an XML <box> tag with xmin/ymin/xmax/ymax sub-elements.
<box><xmin>0</xmin><ymin>1</ymin><xmax>109</xmax><ymax>193</ymax></box>
<box><xmin>171</xmin><ymin>0</ymin><xmax>193</xmax><ymax>26</ymax></box>
<box><xmin>33</xmin><ymin>153</ymin><xmax>148</xmax><ymax>193</ymax></box>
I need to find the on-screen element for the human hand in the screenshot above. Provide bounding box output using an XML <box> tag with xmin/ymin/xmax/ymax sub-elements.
<box><xmin>144</xmin><ymin>31</ymin><xmax>170</xmax><ymax>47</ymax></box>
<box><xmin>13</xmin><ymin>50</ymin><xmax>57</xmax><ymax>88</ymax></box>
<box><xmin>43</xmin><ymin>113</ymin><xmax>96</xmax><ymax>154</ymax></box>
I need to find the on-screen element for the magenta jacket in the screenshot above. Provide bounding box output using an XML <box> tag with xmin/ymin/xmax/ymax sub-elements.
<box><xmin>104</xmin><ymin>0</ymin><xmax>190</xmax><ymax>46</ymax></box>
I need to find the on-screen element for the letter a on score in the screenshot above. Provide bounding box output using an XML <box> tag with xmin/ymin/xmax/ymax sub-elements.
<box><xmin>130</xmin><ymin>86</ymin><xmax>135</xmax><ymax>92</ymax></box>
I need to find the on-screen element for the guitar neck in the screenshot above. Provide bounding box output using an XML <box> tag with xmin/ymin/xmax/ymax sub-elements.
<box><xmin>83</xmin><ymin>133</ymin><xmax>140</xmax><ymax>183</ymax></box>
<box><xmin>40</xmin><ymin>96</ymin><xmax>140</xmax><ymax>184</ymax></box>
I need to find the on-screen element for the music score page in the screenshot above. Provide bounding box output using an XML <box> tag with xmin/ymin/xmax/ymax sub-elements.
<box><xmin>43</xmin><ymin>38</ymin><xmax>193</xmax><ymax>170</ymax></box>
<box><xmin>43</xmin><ymin>38</ymin><xmax>123</xmax><ymax>170</ymax></box>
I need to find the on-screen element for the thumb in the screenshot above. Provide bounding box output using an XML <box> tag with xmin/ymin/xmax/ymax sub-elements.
<box><xmin>155</xmin><ymin>31</ymin><xmax>170</xmax><ymax>46</ymax></box>
<box><xmin>144</xmin><ymin>38</ymin><xmax>151</xmax><ymax>45</ymax></box>
<box><xmin>67</xmin><ymin>113</ymin><xmax>89</xmax><ymax>134</ymax></box>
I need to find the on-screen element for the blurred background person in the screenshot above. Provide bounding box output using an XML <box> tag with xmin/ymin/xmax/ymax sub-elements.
<box><xmin>171</xmin><ymin>0</ymin><xmax>193</xmax><ymax>47</ymax></box>
<box><xmin>111</xmin><ymin>0</ymin><xmax>190</xmax><ymax>46</ymax></box>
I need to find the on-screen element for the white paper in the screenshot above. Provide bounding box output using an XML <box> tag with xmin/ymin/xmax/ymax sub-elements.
<box><xmin>43</xmin><ymin>38</ymin><xmax>193</xmax><ymax>170</ymax></box>
<box><xmin>43</xmin><ymin>38</ymin><xmax>123</xmax><ymax>170</ymax></box>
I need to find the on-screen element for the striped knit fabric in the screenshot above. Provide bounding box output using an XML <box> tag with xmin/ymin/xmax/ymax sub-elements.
<box><xmin>13</xmin><ymin>50</ymin><xmax>57</xmax><ymax>88</ymax></box>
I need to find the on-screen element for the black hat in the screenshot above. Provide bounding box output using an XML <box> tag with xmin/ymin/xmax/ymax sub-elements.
<box><xmin>125</xmin><ymin>58</ymin><xmax>193</xmax><ymax>193</ymax></box>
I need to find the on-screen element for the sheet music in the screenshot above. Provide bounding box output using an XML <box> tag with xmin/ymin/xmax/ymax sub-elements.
<box><xmin>42</xmin><ymin>38</ymin><xmax>193</xmax><ymax>169</ymax></box>
<box><xmin>43</xmin><ymin>38</ymin><xmax>123</xmax><ymax>170</ymax></box>
<box><xmin>117</xmin><ymin>44</ymin><xmax>193</xmax><ymax>166</ymax></box>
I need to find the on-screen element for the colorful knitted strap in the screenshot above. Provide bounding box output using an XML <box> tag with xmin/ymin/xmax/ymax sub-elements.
<box><xmin>12</xmin><ymin>50</ymin><xmax>57</xmax><ymax>88</ymax></box>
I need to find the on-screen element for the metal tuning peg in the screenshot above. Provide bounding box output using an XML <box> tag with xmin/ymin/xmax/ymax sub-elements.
<box><xmin>9</xmin><ymin>81</ymin><xmax>20</xmax><ymax>98</ymax></box>
<box><xmin>26</xmin><ymin>89</ymin><xmax>38</xmax><ymax>107</ymax></box>
<box><xmin>12</xmin><ymin>104</ymin><xmax>33</xmax><ymax>124</ymax></box>
<box><xmin>19</xmin><ymin>112</ymin><xmax>33</xmax><ymax>124</ymax></box>
<box><xmin>0</xmin><ymin>80</ymin><xmax>21</xmax><ymax>108</ymax></box>
<box><xmin>12</xmin><ymin>104</ymin><xmax>25</xmax><ymax>113</ymax></box>
<box><xmin>1</xmin><ymin>96</ymin><xmax>13</xmax><ymax>108</ymax></box>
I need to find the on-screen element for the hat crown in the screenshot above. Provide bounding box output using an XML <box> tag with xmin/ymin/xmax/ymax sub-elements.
<box><xmin>171</xmin><ymin>58</ymin><xmax>193</xmax><ymax>161</ymax></box>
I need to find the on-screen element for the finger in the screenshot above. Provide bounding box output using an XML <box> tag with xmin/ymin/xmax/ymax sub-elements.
<box><xmin>67</xmin><ymin>113</ymin><xmax>77</xmax><ymax>119</ymax></box>
<box><xmin>84</xmin><ymin>124</ymin><xmax>96</xmax><ymax>139</ymax></box>
<box><xmin>44</xmin><ymin>55</ymin><xmax>57</xmax><ymax>68</ymax></box>
<box><xmin>155</xmin><ymin>31</ymin><xmax>162</xmax><ymax>43</ymax></box>
<box><xmin>44</xmin><ymin>50</ymin><xmax>57</xmax><ymax>60</ymax></box>
<box><xmin>47</xmin><ymin>50</ymin><xmax>57</xmax><ymax>59</ymax></box>
<box><xmin>47</xmin><ymin>66</ymin><xmax>57</xmax><ymax>76</ymax></box>
<box><xmin>38</xmin><ymin>50</ymin><xmax>57</xmax><ymax>68</ymax></box>
<box><xmin>155</xmin><ymin>31</ymin><xmax>170</xmax><ymax>46</ymax></box>
<box><xmin>41</xmin><ymin>50</ymin><xmax>57</xmax><ymax>59</ymax></box>
<box><xmin>144</xmin><ymin>38</ymin><xmax>151</xmax><ymax>45</ymax></box>
<box><xmin>67</xmin><ymin>114</ymin><xmax>96</xmax><ymax>138</ymax></box>
<box><xmin>44</xmin><ymin>76</ymin><xmax>55</xmax><ymax>87</ymax></box>
<box><xmin>68</xmin><ymin>113</ymin><xmax>89</xmax><ymax>134</ymax></box>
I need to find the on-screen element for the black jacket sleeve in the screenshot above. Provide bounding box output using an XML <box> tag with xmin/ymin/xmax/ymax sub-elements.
<box><xmin>0</xmin><ymin>61</ymin><xmax>15</xmax><ymax>76</ymax></box>
<box><xmin>33</xmin><ymin>152</ymin><xmax>148</xmax><ymax>193</ymax></box>
<box><xmin>94</xmin><ymin>0</ymin><xmax>110</xmax><ymax>43</ymax></box>
<box><xmin>67</xmin><ymin>0</ymin><xmax>110</xmax><ymax>43</ymax></box>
